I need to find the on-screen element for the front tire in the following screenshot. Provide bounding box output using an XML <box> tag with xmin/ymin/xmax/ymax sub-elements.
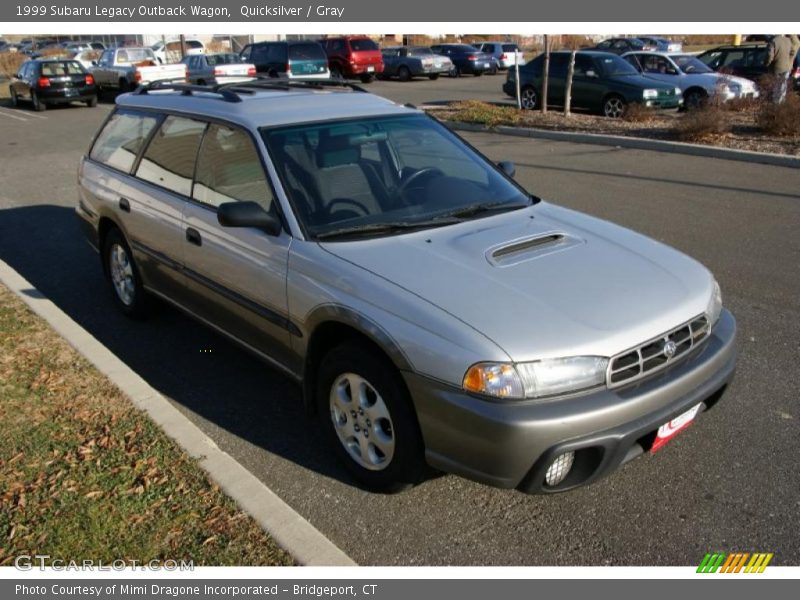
<box><xmin>10</xmin><ymin>88</ymin><xmax>19</xmax><ymax>107</ymax></box>
<box><xmin>103</xmin><ymin>228</ymin><xmax>148</xmax><ymax>318</ymax></box>
<box><xmin>428</xmin><ymin>73</ymin><xmax>439</xmax><ymax>80</ymax></box>
<box><xmin>317</xmin><ymin>342</ymin><xmax>425</xmax><ymax>493</ymax></box>
<box><xmin>684</xmin><ymin>89</ymin><xmax>707</xmax><ymax>110</ymax></box>
<box><xmin>603</xmin><ymin>94</ymin><xmax>627</xmax><ymax>118</ymax></box>
<box><xmin>397</xmin><ymin>66</ymin><xmax>411</xmax><ymax>82</ymax></box>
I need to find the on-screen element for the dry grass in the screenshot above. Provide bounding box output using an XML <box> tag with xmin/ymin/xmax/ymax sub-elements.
<box><xmin>449</xmin><ymin>100</ymin><xmax>524</xmax><ymax>128</ymax></box>
<box><xmin>673</xmin><ymin>105</ymin><xmax>732</xmax><ymax>142</ymax></box>
<box><xmin>0</xmin><ymin>285</ymin><xmax>294</xmax><ymax>566</ymax></box>
<box><xmin>757</xmin><ymin>93</ymin><xmax>800</xmax><ymax>137</ymax></box>
<box><xmin>622</xmin><ymin>103</ymin><xmax>658</xmax><ymax>123</ymax></box>
<box><xmin>0</xmin><ymin>53</ymin><xmax>26</xmax><ymax>79</ymax></box>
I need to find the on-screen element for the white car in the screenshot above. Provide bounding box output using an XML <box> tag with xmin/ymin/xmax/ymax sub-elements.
<box><xmin>151</xmin><ymin>39</ymin><xmax>205</xmax><ymax>64</ymax></box>
<box><xmin>623</xmin><ymin>51</ymin><xmax>759</xmax><ymax>108</ymax></box>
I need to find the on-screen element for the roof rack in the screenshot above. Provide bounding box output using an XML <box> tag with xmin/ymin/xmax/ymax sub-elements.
<box><xmin>219</xmin><ymin>77</ymin><xmax>369</xmax><ymax>94</ymax></box>
<box><xmin>135</xmin><ymin>80</ymin><xmax>243</xmax><ymax>103</ymax></box>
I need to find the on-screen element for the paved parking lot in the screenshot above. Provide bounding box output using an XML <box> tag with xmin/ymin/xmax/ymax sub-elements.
<box><xmin>0</xmin><ymin>90</ymin><xmax>798</xmax><ymax>566</ymax></box>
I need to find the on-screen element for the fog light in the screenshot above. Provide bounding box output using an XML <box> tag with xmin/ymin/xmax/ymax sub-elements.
<box><xmin>544</xmin><ymin>451</ymin><xmax>575</xmax><ymax>487</ymax></box>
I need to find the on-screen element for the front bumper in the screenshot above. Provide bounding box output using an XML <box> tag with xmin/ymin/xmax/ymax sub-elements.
<box><xmin>404</xmin><ymin>308</ymin><xmax>736</xmax><ymax>493</ymax></box>
<box><xmin>643</xmin><ymin>97</ymin><xmax>682</xmax><ymax>109</ymax></box>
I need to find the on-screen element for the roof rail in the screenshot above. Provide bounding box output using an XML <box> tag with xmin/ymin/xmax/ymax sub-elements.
<box><xmin>220</xmin><ymin>77</ymin><xmax>369</xmax><ymax>94</ymax></box>
<box><xmin>135</xmin><ymin>80</ymin><xmax>243</xmax><ymax>103</ymax></box>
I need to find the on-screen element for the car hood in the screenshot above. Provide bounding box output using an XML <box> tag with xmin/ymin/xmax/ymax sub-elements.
<box><xmin>320</xmin><ymin>202</ymin><xmax>714</xmax><ymax>361</ymax></box>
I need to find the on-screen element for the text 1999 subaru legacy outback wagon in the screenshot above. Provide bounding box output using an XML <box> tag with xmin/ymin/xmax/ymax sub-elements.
<box><xmin>76</xmin><ymin>80</ymin><xmax>736</xmax><ymax>494</ymax></box>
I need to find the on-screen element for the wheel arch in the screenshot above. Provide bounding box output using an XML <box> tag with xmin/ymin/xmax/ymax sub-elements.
<box><xmin>301</xmin><ymin>305</ymin><xmax>414</xmax><ymax>415</ymax></box>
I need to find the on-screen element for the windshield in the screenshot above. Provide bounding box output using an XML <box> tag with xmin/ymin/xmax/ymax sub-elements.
<box><xmin>207</xmin><ymin>53</ymin><xmax>244</xmax><ymax>65</ymax></box>
<box><xmin>262</xmin><ymin>115</ymin><xmax>532</xmax><ymax>239</ymax></box>
<box><xmin>409</xmin><ymin>47</ymin><xmax>434</xmax><ymax>57</ymax></box>
<box><xmin>672</xmin><ymin>54</ymin><xmax>714</xmax><ymax>74</ymax></box>
<box><xmin>596</xmin><ymin>54</ymin><xmax>640</xmax><ymax>76</ymax></box>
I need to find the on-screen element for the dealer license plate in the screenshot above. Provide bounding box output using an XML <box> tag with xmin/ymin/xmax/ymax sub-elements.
<box><xmin>651</xmin><ymin>403</ymin><xmax>702</xmax><ymax>453</ymax></box>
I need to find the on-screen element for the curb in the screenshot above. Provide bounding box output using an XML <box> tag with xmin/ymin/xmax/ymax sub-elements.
<box><xmin>0</xmin><ymin>258</ymin><xmax>356</xmax><ymax>567</ymax></box>
<box><xmin>440</xmin><ymin>119</ymin><xmax>800</xmax><ymax>169</ymax></box>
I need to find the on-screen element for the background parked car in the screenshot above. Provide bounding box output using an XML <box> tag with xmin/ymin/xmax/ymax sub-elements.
<box><xmin>623</xmin><ymin>51</ymin><xmax>759</xmax><ymax>108</ymax></box>
<box><xmin>380</xmin><ymin>46</ymin><xmax>453</xmax><ymax>81</ymax></box>
<box><xmin>71</xmin><ymin>49</ymin><xmax>102</xmax><ymax>71</ymax></box>
<box><xmin>585</xmin><ymin>37</ymin><xmax>656</xmax><ymax>55</ymax></box>
<box><xmin>182</xmin><ymin>53</ymin><xmax>256</xmax><ymax>85</ymax></box>
<box><xmin>696</xmin><ymin>43</ymin><xmax>769</xmax><ymax>83</ymax></box>
<box><xmin>240</xmin><ymin>41</ymin><xmax>330</xmax><ymax>79</ymax></box>
<box><xmin>91</xmin><ymin>47</ymin><xmax>186</xmax><ymax>92</ymax></box>
<box><xmin>151</xmin><ymin>39</ymin><xmax>205</xmax><ymax>64</ymax></box>
<box><xmin>475</xmin><ymin>41</ymin><xmax>525</xmax><ymax>69</ymax></box>
<box><xmin>504</xmin><ymin>51</ymin><xmax>682</xmax><ymax>117</ymax></box>
<box><xmin>320</xmin><ymin>36</ymin><xmax>383</xmax><ymax>82</ymax></box>
<box><xmin>637</xmin><ymin>37</ymin><xmax>683</xmax><ymax>52</ymax></box>
<box><xmin>10</xmin><ymin>59</ymin><xmax>97</xmax><ymax>111</ymax></box>
<box><xmin>430</xmin><ymin>44</ymin><xmax>494</xmax><ymax>77</ymax></box>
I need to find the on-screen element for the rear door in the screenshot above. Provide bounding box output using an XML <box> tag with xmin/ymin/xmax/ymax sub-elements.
<box><xmin>571</xmin><ymin>54</ymin><xmax>605</xmax><ymax>109</ymax></box>
<box><xmin>181</xmin><ymin>122</ymin><xmax>294</xmax><ymax>366</ymax></box>
<box><xmin>125</xmin><ymin>114</ymin><xmax>207</xmax><ymax>301</ymax></box>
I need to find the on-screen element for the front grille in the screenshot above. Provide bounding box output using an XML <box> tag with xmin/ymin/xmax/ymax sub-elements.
<box><xmin>608</xmin><ymin>315</ymin><xmax>710</xmax><ymax>388</ymax></box>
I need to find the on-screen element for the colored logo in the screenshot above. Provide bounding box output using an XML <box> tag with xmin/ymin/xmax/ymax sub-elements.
<box><xmin>697</xmin><ymin>552</ymin><xmax>773</xmax><ymax>573</ymax></box>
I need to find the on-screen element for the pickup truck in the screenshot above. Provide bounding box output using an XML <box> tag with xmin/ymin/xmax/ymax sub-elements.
<box><xmin>91</xmin><ymin>47</ymin><xmax>186</xmax><ymax>92</ymax></box>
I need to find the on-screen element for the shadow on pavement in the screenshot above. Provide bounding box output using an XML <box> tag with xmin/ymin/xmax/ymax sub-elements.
<box><xmin>0</xmin><ymin>203</ymin><xmax>353</xmax><ymax>487</ymax></box>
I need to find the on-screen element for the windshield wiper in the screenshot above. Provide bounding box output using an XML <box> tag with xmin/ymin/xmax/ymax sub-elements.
<box><xmin>315</xmin><ymin>218</ymin><xmax>463</xmax><ymax>240</ymax></box>
<box><xmin>435</xmin><ymin>200</ymin><xmax>530</xmax><ymax>220</ymax></box>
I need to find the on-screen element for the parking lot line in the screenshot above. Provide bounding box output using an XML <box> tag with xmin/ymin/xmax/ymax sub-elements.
<box><xmin>0</xmin><ymin>108</ymin><xmax>31</xmax><ymax>122</ymax></box>
<box><xmin>17</xmin><ymin>109</ymin><xmax>48</xmax><ymax>120</ymax></box>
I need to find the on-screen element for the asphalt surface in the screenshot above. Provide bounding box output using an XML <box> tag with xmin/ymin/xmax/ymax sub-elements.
<box><xmin>0</xmin><ymin>87</ymin><xmax>798</xmax><ymax>566</ymax></box>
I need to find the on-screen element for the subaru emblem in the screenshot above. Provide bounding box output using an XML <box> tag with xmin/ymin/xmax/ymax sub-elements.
<box><xmin>664</xmin><ymin>340</ymin><xmax>677</xmax><ymax>358</ymax></box>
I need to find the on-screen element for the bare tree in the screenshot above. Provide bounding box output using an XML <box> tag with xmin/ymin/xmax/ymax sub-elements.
<box><xmin>541</xmin><ymin>34</ymin><xmax>550</xmax><ymax>114</ymax></box>
<box><xmin>564</xmin><ymin>50</ymin><xmax>576</xmax><ymax>117</ymax></box>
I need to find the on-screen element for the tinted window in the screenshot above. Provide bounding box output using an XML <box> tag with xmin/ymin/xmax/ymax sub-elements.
<box><xmin>596</xmin><ymin>54</ymin><xmax>639</xmax><ymax>76</ymax></box>
<box><xmin>251</xmin><ymin>44</ymin><xmax>270</xmax><ymax>64</ymax></box>
<box><xmin>289</xmin><ymin>43</ymin><xmax>326</xmax><ymax>61</ymax></box>
<box><xmin>574</xmin><ymin>54</ymin><xmax>595</xmax><ymax>76</ymax></box>
<box><xmin>350</xmin><ymin>39</ymin><xmax>378</xmax><ymax>51</ymax></box>
<box><xmin>90</xmin><ymin>110</ymin><xmax>159</xmax><ymax>173</ymax></box>
<box><xmin>194</xmin><ymin>125</ymin><xmax>274</xmax><ymax>212</ymax></box>
<box><xmin>207</xmin><ymin>53</ymin><xmax>243</xmax><ymax>66</ymax></box>
<box><xmin>549</xmin><ymin>54</ymin><xmax>569</xmax><ymax>77</ymax></box>
<box><xmin>40</xmin><ymin>61</ymin><xmax>84</xmax><ymax>75</ymax></box>
<box><xmin>502</xmin><ymin>44</ymin><xmax>519</xmax><ymax>52</ymax></box>
<box><xmin>267</xmin><ymin>43</ymin><xmax>288</xmax><ymax>62</ymax></box>
<box><xmin>136</xmin><ymin>116</ymin><xmax>206</xmax><ymax>197</ymax></box>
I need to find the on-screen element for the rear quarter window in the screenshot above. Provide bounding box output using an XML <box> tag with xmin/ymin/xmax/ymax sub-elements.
<box><xmin>90</xmin><ymin>110</ymin><xmax>159</xmax><ymax>173</ymax></box>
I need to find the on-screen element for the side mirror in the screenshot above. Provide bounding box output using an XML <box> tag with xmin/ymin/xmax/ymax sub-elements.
<box><xmin>497</xmin><ymin>161</ymin><xmax>516</xmax><ymax>178</ymax></box>
<box><xmin>586</xmin><ymin>69</ymin><xmax>598</xmax><ymax>78</ymax></box>
<box><xmin>91</xmin><ymin>60</ymin><xmax>98</xmax><ymax>66</ymax></box>
<box><xmin>217</xmin><ymin>201</ymin><xmax>282</xmax><ymax>236</ymax></box>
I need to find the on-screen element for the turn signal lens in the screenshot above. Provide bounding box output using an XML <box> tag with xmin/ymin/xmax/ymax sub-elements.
<box><xmin>463</xmin><ymin>363</ymin><xmax>524</xmax><ymax>399</ymax></box>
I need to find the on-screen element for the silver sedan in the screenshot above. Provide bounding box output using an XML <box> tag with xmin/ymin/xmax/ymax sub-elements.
<box><xmin>181</xmin><ymin>53</ymin><xmax>255</xmax><ymax>86</ymax></box>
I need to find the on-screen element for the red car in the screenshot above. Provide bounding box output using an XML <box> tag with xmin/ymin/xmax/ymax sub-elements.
<box><xmin>320</xmin><ymin>36</ymin><xmax>384</xmax><ymax>83</ymax></box>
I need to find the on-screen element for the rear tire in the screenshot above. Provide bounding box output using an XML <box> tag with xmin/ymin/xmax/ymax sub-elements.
<box><xmin>473</xmin><ymin>71</ymin><xmax>483</xmax><ymax>77</ymax></box>
<box><xmin>360</xmin><ymin>74</ymin><xmax>374</xmax><ymax>84</ymax></box>
<box><xmin>31</xmin><ymin>91</ymin><xmax>46</xmax><ymax>111</ymax></box>
<box><xmin>316</xmin><ymin>342</ymin><xmax>425</xmax><ymax>493</ymax></box>
<box><xmin>330</xmin><ymin>65</ymin><xmax>344</xmax><ymax>80</ymax></box>
<box><xmin>428</xmin><ymin>73</ymin><xmax>439</xmax><ymax>81</ymax></box>
<box><xmin>520</xmin><ymin>85</ymin><xmax>538</xmax><ymax>110</ymax></box>
<box><xmin>103</xmin><ymin>228</ymin><xmax>149</xmax><ymax>318</ymax></box>
<box><xmin>449</xmin><ymin>65</ymin><xmax>460</xmax><ymax>78</ymax></box>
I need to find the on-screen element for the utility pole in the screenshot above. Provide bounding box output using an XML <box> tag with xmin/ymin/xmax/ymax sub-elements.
<box><xmin>542</xmin><ymin>35</ymin><xmax>550</xmax><ymax>114</ymax></box>
<box><xmin>515</xmin><ymin>49</ymin><xmax>521</xmax><ymax>109</ymax></box>
<box><xmin>179</xmin><ymin>34</ymin><xmax>187</xmax><ymax>61</ymax></box>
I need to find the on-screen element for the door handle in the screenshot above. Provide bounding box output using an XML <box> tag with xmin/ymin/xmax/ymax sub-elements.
<box><xmin>185</xmin><ymin>227</ymin><xmax>202</xmax><ymax>247</ymax></box>
<box><xmin>118</xmin><ymin>198</ymin><xmax>130</xmax><ymax>213</ymax></box>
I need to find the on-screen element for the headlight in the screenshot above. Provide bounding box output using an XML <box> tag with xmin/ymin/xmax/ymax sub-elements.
<box><xmin>642</xmin><ymin>89</ymin><xmax>659</xmax><ymax>99</ymax></box>
<box><xmin>674</xmin><ymin>87</ymin><xmax>682</xmax><ymax>95</ymax></box>
<box><xmin>463</xmin><ymin>356</ymin><xmax>608</xmax><ymax>400</ymax></box>
<box><xmin>707</xmin><ymin>280</ymin><xmax>723</xmax><ymax>326</ymax></box>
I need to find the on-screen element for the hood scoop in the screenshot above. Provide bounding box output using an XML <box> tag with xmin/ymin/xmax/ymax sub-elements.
<box><xmin>487</xmin><ymin>231</ymin><xmax>582</xmax><ymax>267</ymax></box>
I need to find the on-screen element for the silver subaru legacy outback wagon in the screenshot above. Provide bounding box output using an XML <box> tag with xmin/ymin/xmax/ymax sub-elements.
<box><xmin>76</xmin><ymin>80</ymin><xmax>736</xmax><ymax>494</ymax></box>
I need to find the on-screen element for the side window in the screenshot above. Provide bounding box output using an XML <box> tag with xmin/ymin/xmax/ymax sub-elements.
<box><xmin>90</xmin><ymin>110</ymin><xmax>159</xmax><ymax>173</ymax></box>
<box><xmin>193</xmin><ymin>124</ymin><xmax>275</xmax><ymax>213</ymax></box>
<box><xmin>574</xmin><ymin>54</ymin><xmax>595</xmax><ymax>76</ymax></box>
<box><xmin>721</xmin><ymin>50</ymin><xmax>744</xmax><ymax>67</ymax></box>
<box><xmin>623</xmin><ymin>54</ymin><xmax>642</xmax><ymax>70</ymax></box>
<box><xmin>240</xmin><ymin>45</ymin><xmax>252</xmax><ymax>60</ymax></box>
<box><xmin>136</xmin><ymin>116</ymin><xmax>206</xmax><ymax>197</ymax></box>
<box><xmin>597</xmin><ymin>40</ymin><xmax>612</xmax><ymax>49</ymax></box>
<box><xmin>549</xmin><ymin>54</ymin><xmax>569</xmax><ymax>77</ymax></box>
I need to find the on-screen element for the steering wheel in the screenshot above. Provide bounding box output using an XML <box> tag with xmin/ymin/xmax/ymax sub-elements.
<box><xmin>324</xmin><ymin>198</ymin><xmax>372</xmax><ymax>220</ymax></box>
<box><xmin>394</xmin><ymin>167</ymin><xmax>443</xmax><ymax>202</ymax></box>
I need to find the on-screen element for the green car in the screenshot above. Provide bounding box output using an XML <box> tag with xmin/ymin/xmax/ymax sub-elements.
<box><xmin>504</xmin><ymin>50</ymin><xmax>683</xmax><ymax>117</ymax></box>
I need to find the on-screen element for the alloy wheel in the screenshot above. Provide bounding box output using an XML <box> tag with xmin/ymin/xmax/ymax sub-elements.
<box><xmin>604</xmin><ymin>96</ymin><xmax>626</xmax><ymax>118</ymax></box>
<box><xmin>109</xmin><ymin>243</ymin><xmax>135</xmax><ymax>306</ymax></box>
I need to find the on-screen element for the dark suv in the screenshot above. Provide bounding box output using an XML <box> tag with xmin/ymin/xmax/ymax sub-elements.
<box><xmin>696</xmin><ymin>43</ymin><xmax>770</xmax><ymax>82</ymax></box>
<box><xmin>320</xmin><ymin>36</ymin><xmax>384</xmax><ymax>82</ymax></box>
<box><xmin>504</xmin><ymin>51</ymin><xmax>682</xmax><ymax>117</ymax></box>
<box><xmin>240</xmin><ymin>41</ymin><xmax>330</xmax><ymax>79</ymax></box>
<box><xmin>10</xmin><ymin>59</ymin><xmax>97</xmax><ymax>111</ymax></box>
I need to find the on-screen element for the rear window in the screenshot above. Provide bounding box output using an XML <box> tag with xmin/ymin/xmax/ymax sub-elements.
<box><xmin>186</xmin><ymin>40</ymin><xmax>203</xmax><ymax>50</ymax></box>
<box><xmin>350</xmin><ymin>39</ymin><xmax>378</xmax><ymax>52</ymax></box>
<box><xmin>207</xmin><ymin>53</ymin><xmax>243</xmax><ymax>66</ymax></box>
<box><xmin>502</xmin><ymin>44</ymin><xmax>520</xmax><ymax>52</ymax></box>
<box><xmin>90</xmin><ymin>110</ymin><xmax>159</xmax><ymax>173</ymax></box>
<box><xmin>41</xmin><ymin>61</ymin><xmax>84</xmax><ymax>76</ymax></box>
<box><xmin>116</xmin><ymin>48</ymin><xmax>155</xmax><ymax>64</ymax></box>
<box><xmin>289</xmin><ymin>43</ymin><xmax>326</xmax><ymax>61</ymax></box>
